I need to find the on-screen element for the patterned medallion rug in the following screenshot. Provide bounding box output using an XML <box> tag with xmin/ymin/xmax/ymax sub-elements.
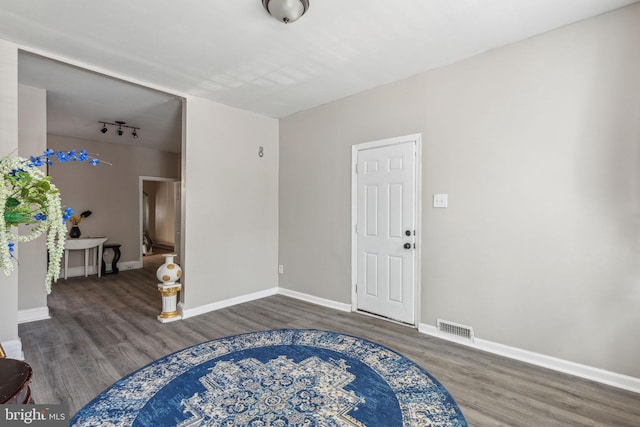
<box><xmin>71</xmin><ymin>329</ymin><xmax>467</xmax><ymax>426</ymax></box>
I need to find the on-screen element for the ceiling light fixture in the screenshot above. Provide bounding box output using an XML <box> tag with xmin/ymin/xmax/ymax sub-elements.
<box><xmin>262</xmin><ymin>0</ymin><xmax>309</xmax><ymax>24</ymax></box>
<box><xmin>99</xmin><ymin>121</ymin><xmax>140</xmax><ymax>139</ymax></box>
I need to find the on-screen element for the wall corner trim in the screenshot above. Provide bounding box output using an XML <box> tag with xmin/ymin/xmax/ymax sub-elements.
<box><xmin>63</xmin><ymin>260</ymin><xmax>142</xmax><ymax>278</ymax></box>
<box><xmin>18</xmin><ymin>307</ymin><xmax>50</xmax><ymax>324</ymax></box>
<box><xmin>177</xmin><ymin>287</ymin><xmax>350</xmax><ymax>321</ymax></box>
<box><xmin>179</xmin><ymin>288</ymin><xmax>279</xmax><ymax>319</ymax></box>
<box><xmin>277</xmin><ymin>288</ymin><xmax>352</xmax><ymax>312</ymax></box>
<box><xmin>418</xmin><ymin>322</ymin><xmax>640</xmax><ymax>394</ymax></box>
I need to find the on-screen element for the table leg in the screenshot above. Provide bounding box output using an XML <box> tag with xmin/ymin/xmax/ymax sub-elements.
<box><xmin>64</xmin><ymin>249</ymin><xmax>69</xmax><ymax>280</ymax></box>
<box><xmin>111</xmin><ymin>247</ymin><xmax>121</xmax><ymax>274</ymax></box>
<box><xmin>84</xmin><ymin>248</ymin><xmax>89</xmax><ymax>277</ymax></box>
<box><xmin>98</xmin><ymin>244</ymin><xmax>104</xmax><ymax>278</ymax></box>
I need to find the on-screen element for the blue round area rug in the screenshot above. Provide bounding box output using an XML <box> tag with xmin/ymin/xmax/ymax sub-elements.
<box><xmin>71</xmin><ymin>329</ymin><xmax>467</xmax><ymax>426</ymax></box>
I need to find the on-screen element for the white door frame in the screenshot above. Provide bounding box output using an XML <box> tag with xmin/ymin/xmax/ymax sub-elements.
<box><xmin>351</xmin><ymin>134</ymin><xmax>423</xmax><ymax>327</ymax></box>
<box><xmin>138</xmin><ymin>176</ymin><xmax>181</xmax><ymax>266</ymax></box>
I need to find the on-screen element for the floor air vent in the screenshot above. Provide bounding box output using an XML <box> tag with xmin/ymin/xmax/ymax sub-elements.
<box><xmin>437</xmin><ymin>319</ymin><xmax>474</xmax><ymax>342</ymax></box>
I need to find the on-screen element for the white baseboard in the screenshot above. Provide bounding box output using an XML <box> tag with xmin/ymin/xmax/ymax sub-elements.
<box><xmin>179</xmin><ymin>287</ymin><xmax>279</xmax><ymax>319</ymax></box>
<box><xmin>18</xmin><ymin>306</ymin><xmax>50</xmax><ymax>324</ymax></box>
<box><xmin>118</xmin><ymin>260</ymin><xmax>143</xmax><ymax>271</ymax></box>
<box><xmin>278</xmin><ymin>288</ymin><xmax>352</xmax><ymax>312</ymax></box>
<box><xmin>1</xmin><ymin>338</ymin><xmax>23</xmax><ymax>360</ymax></box>
<box><xmin>419</xmin><ymin>323</ymin><xmax>640</xmax><ymax>394</ymax></box>
<box><xmin>64</xmin><ymin>264</ymin><xmax>99</xmax><ymax>278</ymax></box>
<box><xmin>177</xmin><ymin>287</ymin><xmax>351</xmax><ymax>320</ymax></box>
<box><xmin>63</xmin><ymin>260</ymin><xmax>141</xmax><ymax>278</ymax></box>
<box><xmin>171</xmin><ymin>287</ymin><xmax>640</xmax><ymax>394</ymax></box>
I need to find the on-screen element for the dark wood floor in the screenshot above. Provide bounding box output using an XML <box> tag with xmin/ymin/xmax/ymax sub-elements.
<box><xmin>18</xmin><ymin>253</ymin><xmax>640</xmax><ymax>426</ymax></box>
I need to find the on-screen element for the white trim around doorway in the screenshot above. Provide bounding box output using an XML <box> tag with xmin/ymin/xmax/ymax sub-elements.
<box><xmin>138</xmin><ymin>176</ymin><xmax>181</xmax><ymax>267</ymax></box>
<box><xmin>350</xmin><ymin>133</ymin><xmax>423</xmax><ymax>327</ymax></box>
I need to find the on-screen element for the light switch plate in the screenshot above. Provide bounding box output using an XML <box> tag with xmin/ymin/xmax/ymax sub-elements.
<box><xmin>433</xmin><ymin>194</ymin><xmax>448</xmax><ymax>208</ymax></box>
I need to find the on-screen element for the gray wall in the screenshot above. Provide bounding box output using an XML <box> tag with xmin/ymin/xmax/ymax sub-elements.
<box><xmin>182</xmin><ymin>96</ymin><xmax>279</xmax><ymax>309</ymax></box>
<box><xmin>279</xmin><ymin>4</ymin><xmax>640</xmax><ymax>378</ymax></box>
<box><xmin>18</xmin><ymin>84</ymin><xmax>47</xmax><ymax>313</ymax></box>
<box><xmin>48</xmin><ymin>134</ymin><xmax>180</xmax><ymax>269</ymax></box>
<box><xmin>0</xmin><ymin>40</ymin><xmax>19</xmax><ymax>347</ymax></box>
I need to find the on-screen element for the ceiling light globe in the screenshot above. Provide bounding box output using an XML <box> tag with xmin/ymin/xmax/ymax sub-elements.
<box><xmin>263</xmin><ymin>0</ymin><xmax>309</xmax><ymax>24</ymax></box>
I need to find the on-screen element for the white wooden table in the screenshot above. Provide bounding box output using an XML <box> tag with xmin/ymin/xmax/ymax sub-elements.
<box><xmin>64</xmin><ymin>237</ymin><xmax>108</xmax><ymax>279</ymax></box>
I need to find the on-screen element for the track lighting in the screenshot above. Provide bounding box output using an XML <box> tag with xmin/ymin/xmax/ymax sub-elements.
<box><xmin>99</xmin><ymin>121</ymin><xmax>140</xmax><ymax>139</ymax></box>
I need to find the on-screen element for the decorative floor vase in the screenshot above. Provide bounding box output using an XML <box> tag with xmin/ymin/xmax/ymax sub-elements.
<box><xmin>69</xmin><ymin>226</ymin><xmax>81</xmax><ymax>238</ymax></box>
<box><xmin>156</xmin><ymin>254</ymin><xmax>182</xmax><ymax>323</ymax></box>
<box><xmin>156</xmin><ymin>254</ymin><xmax>182</xmax><ymax>284</ymax></box>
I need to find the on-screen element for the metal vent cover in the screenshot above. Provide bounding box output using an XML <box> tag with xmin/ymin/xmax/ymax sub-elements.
<box><xmin>437</xmin><ymin>319</ymin><xmax>474</xmax><ymax>342</ymax></box>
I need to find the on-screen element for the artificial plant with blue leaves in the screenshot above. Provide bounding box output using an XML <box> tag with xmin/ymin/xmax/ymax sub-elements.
<box><xmin>0</xmin><ymin>149</ymin><xmax>104</xmax><ymax>293</ymax></box>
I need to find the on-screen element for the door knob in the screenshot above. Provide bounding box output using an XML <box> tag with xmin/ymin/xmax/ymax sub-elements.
<box><xmin>404</xmin><ymin>243</ymin><xmax>411</xmax><ymax>250</ymax></box>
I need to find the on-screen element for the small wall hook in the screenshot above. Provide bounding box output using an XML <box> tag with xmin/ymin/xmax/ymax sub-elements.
<box><xmin>258</xmin><ymin>146</ymin><xmax>264</xmax><ymax>157</ymax></box>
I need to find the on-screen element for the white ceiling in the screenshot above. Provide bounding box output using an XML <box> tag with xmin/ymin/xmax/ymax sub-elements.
<box><xmin>1</xmin><ymin>0</ymin><xmax>638</xmax><ymax>153</ymax></box>
<box><xmin>19</xmin><ymin>53</ymin><xmax>183</xmax><ymax>153</ymax></box>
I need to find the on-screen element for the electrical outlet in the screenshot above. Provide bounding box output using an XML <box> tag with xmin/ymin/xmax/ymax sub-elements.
<box><xmin>278</xmin><ymin>264</ymin><xmax>284</xmax><ymax>274</ymax></box>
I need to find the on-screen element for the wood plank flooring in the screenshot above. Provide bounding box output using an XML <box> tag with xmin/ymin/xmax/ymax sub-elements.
<box><xmin>18</xmin><ymin>253</ymin><xmax>640</xmax><ymax>425</ymax></box>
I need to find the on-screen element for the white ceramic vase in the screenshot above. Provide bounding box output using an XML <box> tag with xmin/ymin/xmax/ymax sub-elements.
<box><xmin>156</xmin><ymin>254</ymin><xmax>182</xmax><ymax>284</ymax></box>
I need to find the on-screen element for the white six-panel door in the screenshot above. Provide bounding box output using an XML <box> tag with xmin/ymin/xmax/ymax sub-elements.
<box><xmin>355</xmin><ymin>140</ymin><xmax>416</xmax><ymax>324</ymax></box>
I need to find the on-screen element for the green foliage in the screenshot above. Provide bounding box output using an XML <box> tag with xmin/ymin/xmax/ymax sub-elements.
<box><xmin>3</xmin><ymin>168</ymin><xmax>56</xmax><ymax>227</ymax></box>
<box><xmin>0</xmin><ymin>149</ymin><xmax>107</xmax><ymax>293</ymax></box>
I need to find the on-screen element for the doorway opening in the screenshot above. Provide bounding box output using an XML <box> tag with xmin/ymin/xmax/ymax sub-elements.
<box><xmin>139</xmin><ymin>177</ymin><xmax>182</xmax><ymax>267</ymax></box>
